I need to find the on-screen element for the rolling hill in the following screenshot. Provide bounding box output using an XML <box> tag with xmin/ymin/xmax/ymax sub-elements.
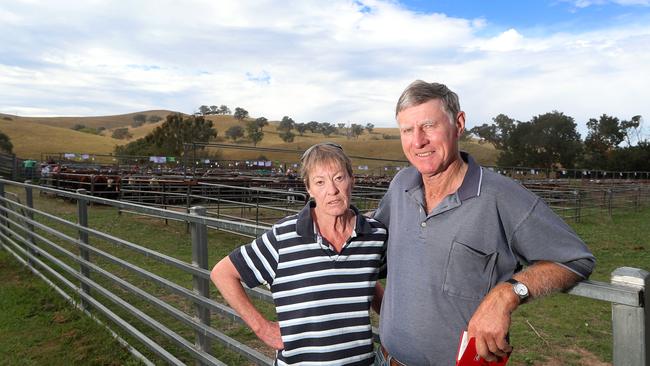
<box><xmin>0</xmin><ymin>112</ymin><xmax>499</xmax><ymax>166</ymax></box>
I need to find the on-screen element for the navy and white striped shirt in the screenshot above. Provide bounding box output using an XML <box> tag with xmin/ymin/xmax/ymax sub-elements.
<box><xmin>229</xmin><ymin>201</ymin><xmax>387</xmax><ymax>365</ymax></box>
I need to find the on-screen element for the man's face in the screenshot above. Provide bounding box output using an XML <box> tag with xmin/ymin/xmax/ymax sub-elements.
<box><xmin>397</xmin><ymin>99</ymin><xmax>465</xmax><ymax>177</ymax></box>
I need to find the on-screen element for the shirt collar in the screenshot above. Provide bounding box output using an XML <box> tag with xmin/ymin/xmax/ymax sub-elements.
<box><xmin>403</xmin><ymin>151</ymin><xmax>483</xmax><ymax>202</ymax></box>
<box><xmin>295</xmin><ymin>201</ymin><xmax>372</xmax><ymax>237</ymax></box>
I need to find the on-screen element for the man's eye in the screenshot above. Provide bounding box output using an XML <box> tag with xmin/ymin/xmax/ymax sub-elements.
<box><xmin>422</xmin><ymin>122</ymin><xmax>435</xmax><ymax>129</ymax></box>
<box><xmin>401</xmin><ymin>128</ymin><xmax>413</xmax><ymax>135</ymax></box>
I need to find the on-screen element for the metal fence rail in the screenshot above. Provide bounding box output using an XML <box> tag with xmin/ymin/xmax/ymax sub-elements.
<box><xmin>0</xmin><ymin>179</ymin><xmax>648</xmax><ymax>365</ymax></box>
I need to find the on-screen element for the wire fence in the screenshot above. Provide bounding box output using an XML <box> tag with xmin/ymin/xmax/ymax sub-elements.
<box><xmin>0</xmin><ymin>179</ymin><xmax>648</xmax><ymax>365</ymax></box>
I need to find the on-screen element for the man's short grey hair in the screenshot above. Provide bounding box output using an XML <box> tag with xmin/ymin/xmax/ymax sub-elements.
<box><xmin>395</xmin><ymin>80</ymin><xmax>461</xmax><ymax>124</ymax></box>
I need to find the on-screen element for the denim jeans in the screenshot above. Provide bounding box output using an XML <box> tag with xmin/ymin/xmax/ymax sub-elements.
<box><xmin>374</xmin><ymin>346</ymin><xmax>388</xmax><ymax>366</ymax></box>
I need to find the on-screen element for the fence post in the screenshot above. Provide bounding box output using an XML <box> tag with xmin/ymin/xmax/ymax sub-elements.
<box><xmin>189</xmin><ymin>206</ymin><xmax>211</xmax><ymax>364</ymax></box>
<box><xmin>573</xmin><ymin>190</ymin><xmax>581</xmax><ymax>223</ymax></box>
<box><xmin>0</xmin><ymin>181</ymin><xmax>7</xmax><ymax>235</ymax></box>
<box><xmin>607</xmin><ymin>189</ymin><xmax>613</xmax><ymax>217</ymax></box>
<box><xmin>24</xmin><ymin>181</ymin><xmax>37</xmax><ymax>267</ymax></box>
<box><xmin>611</xmin><ymin>267</ymin><xmax>649</xmax><ymax>366</ymax></box>
<box><xmin>76</xmin><ymin>189</ymin><xmax>91</xmax><ymax>311</ymax></box>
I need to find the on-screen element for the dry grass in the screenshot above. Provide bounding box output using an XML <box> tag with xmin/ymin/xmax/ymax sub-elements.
<box><xmin>1</xmin><ymin>110</ymin><xmax>175</xmax><ymax>129</ymax></box>
<box><xmin>0</xmin><ymin>118</ymin><xmax>121</xmax><ymax>158</ymax></box>
<box><xmin>0</xmin><ymin>112</ymin><xmax>500</xmax><ymax>166</ymax></box>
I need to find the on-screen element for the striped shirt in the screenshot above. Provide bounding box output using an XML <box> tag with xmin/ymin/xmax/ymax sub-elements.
<box><xmin>229</xmin><ymin>201</ymin><xmax>387</xmax><ymax>365</ymax></box>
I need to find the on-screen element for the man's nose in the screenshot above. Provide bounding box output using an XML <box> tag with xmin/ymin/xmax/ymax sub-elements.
<box><xmin>413</xmin><ymin>127</ymin><xmax>428</xmax><ymax>148</ymax></box>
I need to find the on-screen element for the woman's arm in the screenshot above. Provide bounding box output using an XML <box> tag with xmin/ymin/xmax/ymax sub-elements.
<box><xmin>210</xmin><ymin>256</ymin><xmax>284</xmax><ymax>350</ymax></box>
<box><xmin>371</xmin><ymin>282</ymin><xmax>384</xmax><ymax>314</ymax></box>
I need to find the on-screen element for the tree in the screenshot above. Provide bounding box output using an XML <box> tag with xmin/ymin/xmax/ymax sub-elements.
<box><xmin>246</xmin><ymin>120</ymin><xmax>264</xmax><ymax>146</ymax></box>
<box><xmin>199</xmin><ymin>105</ymin><xmax>210</xmax><ymax>116</ymax></box>
<box><xmin>294</xmin><ymin>123</ymin><xmax>308</xmax><ymax>136</ymax></box>
<box><xmin>234</xmin><ymin>107</ymin><xmax>249</xmax><ymax>121</ymax></box>
<box><xmin>306</xmin><ymin>121</ymin><xmax>320</xmax><ymax>133</ymax></box>
<box><xmin>584</xmin><ymin>114</ymin><xmax>626</xmax><ymax>168</ymax></box>
<box><xmin>320</xmin><ymin>123</ymin><xmax>337</xmax><ymax>137</ymax></box>
<box><xmin>365</xmin><ymin>123</ymin><xmax>375</xmax><ymax>134</ymax></box>
<box><xmin>150</xmin><ymin>113</ymin><xmax>217</xmax><ymax>155</ymax></box>
<box><xmin>0</xmin><ymin>132</ymin><xmax>13</xmax><ymax>154</ymax></box>
<box><xmin>218</xmin><ymin>105</ymin><xmax>231</xmax><ymax>115</ymax></box>
<box><xmin>350</xmin><ymin>123</ymin><xmax>365</xmax><ymax>139</ymax></box>
<box><xmin>112</xmin><ymin>128</ymin><xmax>132</xmax><ymax>140</ymax></box>
<box><xmin>279</xmin><ymin>130</ymin><xmax>295</xmax><ymax>143</ymax></box>
<box><xmin>498</xmin><ymin>111</ymin><xmax>582</xmax><ymax>169</ymax></box>
<box><xmin>209</xmin><ymin>105</ymin><xmax>219</xmax><ymax>115</ymax></box>
<box><xmin>469</xmin><ymin>114</ymin><xmax>516</xmax><ymax>150</ymax></box>
<box><xmin>278</xmin><ymin>116</ymin><xmax>295</xmax><ymax>132</ymax></box>
<box><xmin>225</xmin><ymin>125</ymin><xmax>245</xmax><ymax>142</ymax></box>
<box><xmin>621</xmin><ymin>115</ymin><xmax>642</xmax><ymax>147</ymax></box>
<box><xmin>255</xmin><ymin>117</ymin><xmax>269</xmax><ymax>132</ymax></box>
<box><xmin>147</xmin><ymin>115</ymin><xmax>162</xmax><ymax>123</ymax></box>
<box><xmin>132</xmin><ymin>113</ymin><xmax>147</xmax><ymax>127</ymax></box>
<box><xmin>115</xmin><ymin>113</ymin><xmax>216</xmax><ymax>156</ymax></box>
<box><xmin>71</xmin><ymin>124</ymin><xmax>86</xmax><ymax>131</ymax></box>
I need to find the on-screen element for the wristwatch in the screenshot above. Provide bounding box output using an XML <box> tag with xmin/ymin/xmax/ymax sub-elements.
<box><xmin>505</xmin><ymin>278</ymin><xmax>529</xmax><ymax>303</ymax></box>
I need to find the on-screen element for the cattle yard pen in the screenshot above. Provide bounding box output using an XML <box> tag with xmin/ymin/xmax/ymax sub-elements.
<box><xmin>0</xmin><ymin>179</ymin><xmax>648</xmax><ymax>365</ymax></box>
<box><xmin>38</xmin><ymin>167</ymin><xmax>650</xmax><ymax>226</ymax></box>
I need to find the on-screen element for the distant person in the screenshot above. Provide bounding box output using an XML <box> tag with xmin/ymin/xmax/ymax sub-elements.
<box><xmin>22</xmin><ymin>159</ymin><xmax>37</xmax><ymax>180</ymax></box>
<box><xmin>211</xmin><ymin>142</ymin><xmax>387</xmax><ymax>365</ymax></box>
<box><xmin>373</xmin><ymin>80</ymin><xmax>595</xmax><ymax>365</ymax></box>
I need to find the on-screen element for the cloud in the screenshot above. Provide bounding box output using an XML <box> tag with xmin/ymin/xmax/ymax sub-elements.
<box><xmin>566</xmin><ymin>0</ymin><xmax>650</xmax><ymax>8</ymax></box>
<box><xmin>0</xmin><ymin>0</ymin><xmax>649</xmax><ymax>139</ymax></box>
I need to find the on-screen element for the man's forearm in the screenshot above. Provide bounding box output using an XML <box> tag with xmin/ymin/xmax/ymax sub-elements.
<box><xmin>513</xmin><ymin>260</ymin><xmax>581</xmax><ymax>299</ymax></box>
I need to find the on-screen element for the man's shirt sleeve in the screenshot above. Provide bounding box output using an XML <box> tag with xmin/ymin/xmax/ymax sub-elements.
<box><xmin>511</xmin><ymin>197</ymin><xmax>596</xmax><ymax>279</ymax></box>
<box><xmin>228</xmin><ymin>228</ymin><xmax>280</xmax><ymax>288</ymax></box>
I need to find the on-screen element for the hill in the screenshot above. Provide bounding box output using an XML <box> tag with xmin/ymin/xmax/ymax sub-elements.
<box><xmin>0</xmin><ymin>110</ymin><xmax>176</xmax><ymax>130</ymax></box>
<box><xmin>0</xmin><ymin>118</ymin><xmax>121</xmax><ymax>159</ymax></box>
<box><xmin>0</xmin><ymin>112</ymin><xmax>499</xmax><ymax>166</ymax></box>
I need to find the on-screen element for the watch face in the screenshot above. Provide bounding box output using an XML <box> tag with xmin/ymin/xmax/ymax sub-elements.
<box><xmin>514</xmin><ymin>283</ymin><xmax>528</xmax><ymax>297</ymax></box>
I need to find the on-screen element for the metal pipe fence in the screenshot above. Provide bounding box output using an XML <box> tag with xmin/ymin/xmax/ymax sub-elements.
<box><xmin>0</xmin><ymin>179</ymin><xmax>648</xmax><ymax>365</ymax></box>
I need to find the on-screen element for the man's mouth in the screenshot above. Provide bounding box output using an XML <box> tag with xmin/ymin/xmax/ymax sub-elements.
<box><xmin>415</xmin><ymin>151</ymin><xmax>433</xmax><ymax>157</ymax></box>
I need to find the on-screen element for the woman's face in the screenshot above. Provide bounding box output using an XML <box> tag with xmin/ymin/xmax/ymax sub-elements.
<box><xmin>306</xmin><ymin>161</ymin><xmax>353</xmax><ymax>218</ymax></box>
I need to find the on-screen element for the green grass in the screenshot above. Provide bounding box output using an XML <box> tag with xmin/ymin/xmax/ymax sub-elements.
<box><xmin>1</xmin><ymin>186</ymin><xmax>648</xmax><ymax>365</ymax></box>
<box><xmin>508</xmin><ymin>206</ymin><xmax>650</xmax><ymax>366</ymax></box>
<box><xmin>1</xmin><ymin>188</ymin><xmax>275</xmax><ymax>365</ymax></box>
<box><xmin>0</xmin><ymin>248</ymin><xmax>142</xmax><ymax>365</ymax></box>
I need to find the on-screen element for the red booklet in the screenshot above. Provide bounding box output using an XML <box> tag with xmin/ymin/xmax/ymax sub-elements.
<box><xmin>456</xmin><ymin>331</ymin><xmax>510</xmax><ymax>366</ymax></box>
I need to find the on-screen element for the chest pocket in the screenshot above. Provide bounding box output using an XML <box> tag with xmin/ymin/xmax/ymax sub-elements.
<box><xmin>443</xmin><ymin>241</ymin><xmax>497</xmax><ymax>301</ymax></box>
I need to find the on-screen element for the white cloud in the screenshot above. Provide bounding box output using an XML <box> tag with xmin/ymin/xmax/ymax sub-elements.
<box><xmin>567</xmin><ymin>0</ymin><xmax>650</xmax><ymax>8</ymax></box>
<box><xmin>0</xmin><ymin>0</ymin><xmax>649</xmax><ymax>139</ymax></box>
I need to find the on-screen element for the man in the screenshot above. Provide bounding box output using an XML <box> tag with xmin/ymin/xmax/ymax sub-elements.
<box><xmin>374</xmin><ymin>80</ymin><xmax>595</xmax><ymax>365</ymax></box>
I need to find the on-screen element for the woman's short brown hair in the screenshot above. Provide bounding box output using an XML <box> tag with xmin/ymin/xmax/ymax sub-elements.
<box><xmin>300</xmin><ymin>143</ymin><xmax>353</xmax><ymax>188</ymax></box>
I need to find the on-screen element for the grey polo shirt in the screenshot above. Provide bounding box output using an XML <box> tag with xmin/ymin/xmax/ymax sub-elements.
<box><xmin>374</xmin><ymin>152</ymin><xmax>595</xmax><ymax>366</ymax></box>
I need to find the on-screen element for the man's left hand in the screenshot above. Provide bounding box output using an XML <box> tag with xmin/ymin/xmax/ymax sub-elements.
<box><xmin>467</xmin><ymin>283</ymin><xmax>518</xmax><ymax>362</ymax></box>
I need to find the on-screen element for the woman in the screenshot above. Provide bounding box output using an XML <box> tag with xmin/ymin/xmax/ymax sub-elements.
<box><xmin>211</xmin><ymin>143</ymin><xmax>387</xmax><ymax>365</ymax></box>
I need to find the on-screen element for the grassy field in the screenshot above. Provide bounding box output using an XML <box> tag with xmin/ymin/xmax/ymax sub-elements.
<box><xmin>0</xmin><ymin>248</ymin><xmax>142</xmax><ymax>365</ymax></box>
<box><xmin>1</xmin><ymin>183</ymin><xmax>648</xmax><ymax>365</ymax></box>
<box><xmin>0</xmin><ymin>111</ymin><xmax>500</xmax><ymax>167</ymax></box>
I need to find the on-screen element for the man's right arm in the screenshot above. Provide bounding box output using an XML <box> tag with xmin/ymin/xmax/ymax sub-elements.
<box><xmin>210</xmin><ymin>257</ymin><xmax>283</xmax><ymax>350</ymax></box>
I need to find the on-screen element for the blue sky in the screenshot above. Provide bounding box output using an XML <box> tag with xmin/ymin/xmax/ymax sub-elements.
<box><xmin>1</xmin><ymin>0</ymin><xmax>649</xmax><ymax>139</ymax></box>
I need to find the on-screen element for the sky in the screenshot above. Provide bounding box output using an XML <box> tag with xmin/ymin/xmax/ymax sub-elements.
<box><xmin>1</xmin><ymin>0</ymin><xmax>649</xmax><ymax>138</ymax></box>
